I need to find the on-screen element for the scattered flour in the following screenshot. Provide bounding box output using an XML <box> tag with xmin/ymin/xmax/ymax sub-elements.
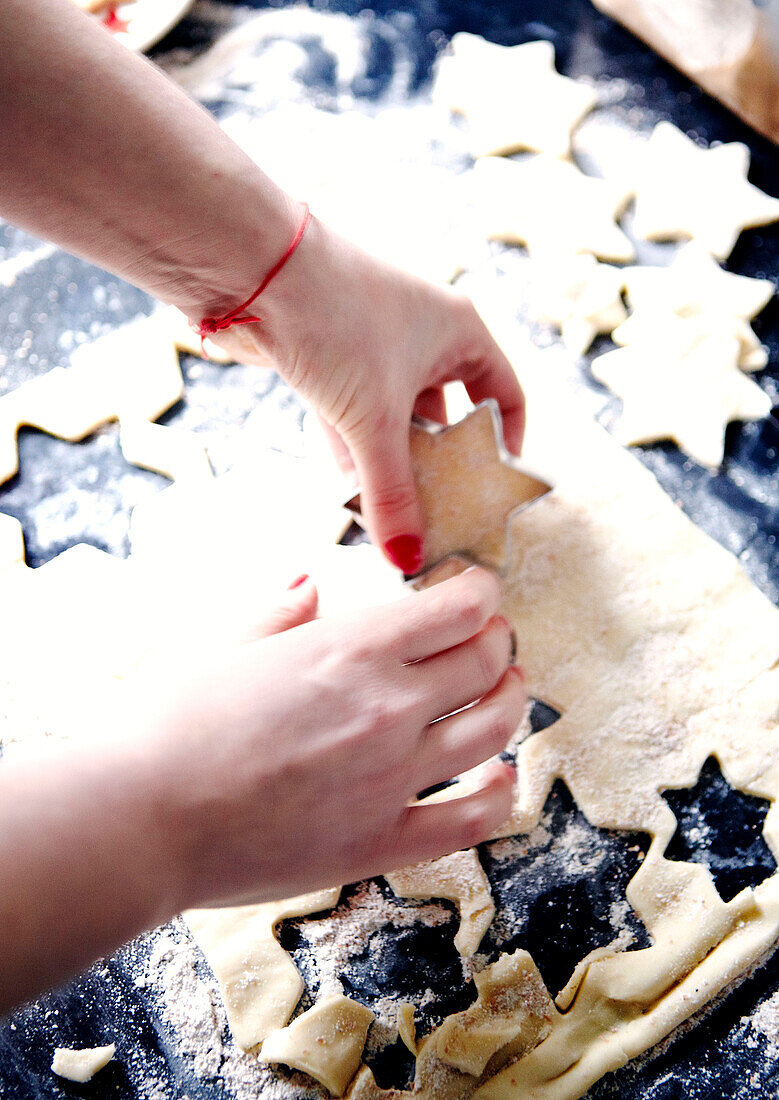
<box><xmin>747</xmin><ymin>987</ymin><xmax>779</xmax><ymax>1061</ymax></box>
<box><xmin>140</xmin><ymin>886</ymin><xmax>454</xmax><ymax>1098</ymax></box>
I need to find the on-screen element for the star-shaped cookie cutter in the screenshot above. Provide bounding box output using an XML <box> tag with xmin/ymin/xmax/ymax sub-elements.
<box><xmin>346</xmin><ymin>400</ymin><xmax>553</xmax><ymax>577</ymax></box>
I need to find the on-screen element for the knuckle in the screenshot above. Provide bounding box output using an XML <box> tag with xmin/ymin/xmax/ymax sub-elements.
<box><xmin>473</xmin><ymin>632</ymin><xmax>506</xmax><ymax>690</ymax></box>
<box><xmin>347</xmin><ymin>633</ymin><xmax>377</xmax><ymax>667</ymax></box>
<box><xmin>370</xmin><ymin>481</ymin><xmax>418</xmax><ymax>518</ymax></box>
<box><xmin>453</xmin><ymin>292</ymin><xmax>479</xmax><ymax>326</ymax></box>
<box><xmin>459</xmin><ymin>801</ymin><xmax>496</xmax><ymax>848</ymax></box>
<box><xmin>504</xmin><ymin>668</ymin><xmax>528</xmax><ymax>713</ymax></box>
<box><xmin>483</xmin><ymin>708</ymin><xmax>512</xmax><ymax>753</ymax></box>
<box><xmin>362</xmin><ymin>695</ymin><xmax>395</xmax><ymax>737</ymax></box>
<box><xmin>489</xmin><ymin>614</ymin><xmax>513</xmax><ymax>654</ymax></box>
<box><xmin>457</xmin><ymin>588</ymin><xmax>491</xmax><ymax>634</ymax></box>
<box><xmin>362</xmin><ymin>688</ymin><xmax>418</xmax><ymax>740</ymax></box>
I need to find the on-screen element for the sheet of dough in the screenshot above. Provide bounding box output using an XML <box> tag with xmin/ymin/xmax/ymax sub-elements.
<box><xmin>411</xmin><ymin>303</ymin><xmax>779</xmax><ymax>1098</ymax></box>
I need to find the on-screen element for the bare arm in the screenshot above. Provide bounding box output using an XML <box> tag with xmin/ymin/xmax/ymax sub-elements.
<box><xmin>0</xmin><ymin>4</ymin><xmax>528</xmax><ymax>1012</ymax></box>
<box><xmin>0</xmin><ymin>0</ymin><xmax>298</xmax><ymax>318</ymax></box>
<box><xmin>0</xmin><ymin>572</ymin><xmax>522</xmax><ymax>1013</ymax></box>
<box><xmin>0</xmin><ymin>0</ymin><xmax>524</xmax><ymax>563</ymax></box>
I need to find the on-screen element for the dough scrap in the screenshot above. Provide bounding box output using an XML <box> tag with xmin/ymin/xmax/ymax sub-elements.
<box><xmin>615</xmin><ymin>242</ymin><xmax>773</xmax><ymax>370</ymax></box>
<box><xmin>51</xmin><ymin>1043</ymin><xmax>115</xmax><ymax>1082</ymax></box>
<box><xmin>591</xmin><ymin>330</ymin><xmax>771</xmax><ymax>466</ymax></box>
<box><xmin>396</xmin><ymin>1004</ymin><xmax>417</xmax><ymax>1055</ymax></box>
<box><xmin>346</xmin><ymin>952</ymin><xmax>553</xmax><ymax>1100</ymax></box>
<box><xmin>184</xmin><ymin>888</ymin><xmax>341</xmax><ymax>1051</ymax></box>
<box><xmin>261</xmin><ymin>994</ymin><xmax>374</xmax><ymax>1096</ymax></box>
<box><xmin>433</xmin><ymin>951</ymin><xmax>554</xmax><ymax>1078</ymax></box>
<box><xmin>531</xmin><ymin>254</ymin><xmax>627</xmax><ymax>355</ymax></box>
<box><xmin>386</xmin><ymin>849</ymin><xmax>495</xmax><ymax>957</ymax></box>
<box><xmin>471</xmin><ymin>155</ymin><xmax>634</xmax><ymax>262</ymax></box>
<box><xmin>433</xmin><ymin>34</ymin><xmax>597</xmax><ymax>159</ymax></box>
<box><xmin>347</xmin><ymin>403</ymin><xmax>549</xmax><ymax>573</ymax></box>
<box><xmin>631</xmin><ymin>121</ymin><xmax>779</xmax><ymax>260</ymax></box>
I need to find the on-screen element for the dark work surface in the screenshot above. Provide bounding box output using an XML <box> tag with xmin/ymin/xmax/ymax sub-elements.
<box><xmin>1</xmin><ymin>0</ymin><xmax>778</xmax><ymax>1098</ymax></box>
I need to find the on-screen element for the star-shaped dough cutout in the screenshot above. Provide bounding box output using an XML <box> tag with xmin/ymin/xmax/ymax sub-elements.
<box><xmin>614</xmin><ymin>243</ymin><xmax>774</xmax><ymax>370</ymax></box>
<box><xmin>433</xmin><ymin>33</ymin><xmax>597</xmax><ymax>158</ymax></box>
<box><xmin>472</xmin><ymin>155</ymin><xmax>634</xmax><ymax>262</ymax></box>
<box><xmin>592</xmin><ymin>332</ymin><xmax>771</xmax><ymax>467</ymax></box>
<box><xmin>347</xmin><ymin>402</ymin><xmax>551</xmax><ymax>572</ymax></box>
<box><xmin>613</xmin><ymin>310</ymin><xmax>768</xmax><ymax>372</ymax></box>
<box><xmin>632</xmin><ymin>122</ymin><xmax>779</xmax><ymax>261</ymax></box>
<box><xmin>532</xmin><ymin>254</ymin><xmax>627</xmax><ymax>355</ymax></box>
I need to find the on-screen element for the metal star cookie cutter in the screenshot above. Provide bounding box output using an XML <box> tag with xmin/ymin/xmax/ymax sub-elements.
<box><xmin>346</xmin><ymin>400</ymin><xmax>553</xmax><ymax>577</ymax></box>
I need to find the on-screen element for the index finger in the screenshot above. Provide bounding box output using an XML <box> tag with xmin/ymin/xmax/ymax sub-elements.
<box><xmin>461</xmin><ymin>344</ymin><xmax>525</xmax><ymax>455</ymax></box>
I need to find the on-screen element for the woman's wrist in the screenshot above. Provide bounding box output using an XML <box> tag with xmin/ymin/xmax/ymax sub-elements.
<box><xmin>141</xmin><ymin>173</ymin><xmax>303</xmax><ymax>324</ymax></box>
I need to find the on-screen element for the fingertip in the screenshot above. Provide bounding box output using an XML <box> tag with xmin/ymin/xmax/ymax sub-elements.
<box><xmin>482</xmin><ymin>756</ymin><xmax>517</xmax><ymax>817</ymax></box>
<box><xmin>488</xmin><ymin>754</ymin><xmax>518</xmax><ymax>787</ymax></box>
<box><xmin>251</xmin><ymin>577</ymin><xmax>319</xmax><ymax>639</ymax></box>
<box><xmin>384</xmin><ymin>533</ymin><xmax>425</xmax><ymax>575</ymax></box>
<box><xmin>502</xmin><ymin>410</ymin><xmax>526</xmax><ymax>457</ymax></box>
<box><xmin>289</xmin><ymin>575</ymin><xmax>319</xmax><ymax>616</ymax></box>
<box><xmin>457</xmin><ymin>764</ymin><xmax>514</xmax><ymax>848</ymax></box>
<box><xmin>504</xmin><ymin>662</ymin><xmax>527</xmax><ymax>703</ymax></box>
<box><xmin>457</xmin><ymin>564</ymin><xmax>503</xmax><ymax>613</ymax></box>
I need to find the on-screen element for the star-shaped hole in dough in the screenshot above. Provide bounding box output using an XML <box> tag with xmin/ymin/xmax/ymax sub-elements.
<box><xmin>347</xmin><ymin>403</ymin><xmax>551</xmax><ymax>573</ymax></box>
<box><xmin>631</xmin><ymin>122</ymin><xmax>779</xmax><ymax>261</ymax></box>
<box><xmin>531</xmin><ymin>254</ymin><xmax>627</xmax><ymax>355</ymax></box>
<box><xmin>471</xmin><ymin>155</ymin><xmax>634</xmax><ymax>262</ymax></box>
<box><xmin>433</xmin><ymin>33</ymin><xmax>597</xmax><ymax>159</ymax></box>
<box><xmin>614</xmin><ymin>242</ymin><xmax>774</xmax><ymax>371</ymax></box>
<box><xmin>479</xmin><ymin>780</ymin><xmax>650</xmax><ymax>1005</ymax></box>
<box><xmin>592</xmin><ymin>331</ymin><xmax>772</xmax><ymax>468</ymax></box>
<box><xmin>0</xmin><ymin>427</ymin><xmax>170</xmax><ymax>567</ymax></box>
<box><xmin>662</xmin><ymin>756</ymin><xmax>776</xmax><ymax>904</ymax></box>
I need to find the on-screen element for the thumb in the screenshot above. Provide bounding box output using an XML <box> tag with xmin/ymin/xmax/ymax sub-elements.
<box><xmin>246</xmin><ymin>575</ymin><xmax>319</xmax><ymax>641</ymax></box>
<box><xmin>351</xmin><ymin>419</ymin><xmax>425</xmax><ymax>574</ymax></box>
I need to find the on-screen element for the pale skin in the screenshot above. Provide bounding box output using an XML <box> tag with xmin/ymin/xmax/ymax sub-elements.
<box><xmin>0</xmin><ymin>0</ymin><xmax>527</xmax><ymax>1013</ymax></box>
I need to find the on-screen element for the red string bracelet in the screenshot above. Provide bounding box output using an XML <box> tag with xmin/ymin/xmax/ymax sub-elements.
<box><xmin>193</xmin><ymin>203</ymin><xmax>312</xmax><ymax>353</ymax></box>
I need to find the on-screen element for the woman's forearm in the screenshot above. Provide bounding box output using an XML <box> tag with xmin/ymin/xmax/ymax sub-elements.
<box><xmin>0</xmin><ymin>740</ymin><xmax>179</xmax><ymax>1013</ymax></box>
<box><xmin>0</xmin><ymin>0</ymin><xmax>298</xmax><ymax>318</ymax></box>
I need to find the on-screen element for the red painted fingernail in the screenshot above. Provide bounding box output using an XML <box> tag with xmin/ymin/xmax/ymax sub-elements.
<box><xmin>384</xmin><ymin>534</ymin><xmax>424</xmax><ymax>574</ymax></box>
<box><xmin>288</xmin><ymin>573</ymin><xmax>309</xmax><ymax>590</ymax></box>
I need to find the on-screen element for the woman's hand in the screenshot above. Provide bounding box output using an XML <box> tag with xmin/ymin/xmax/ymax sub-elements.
<box><xmin>0</xmin><ymin>566</ymin><xmax>525</xmax><ymax>1011</ymax></box>
<box><xmin>0</xmin><ymin>0</ymin><xmax>521</xmax><ymax>574</ymax></box>
<box><xmin>140</xmin><ymin>566</ymin><xmax>524</xmax><ymax>910</ymax></box>
<box><xmin>211</xmin><ymin>217</ymin><xmax>525</xmax><ymax>574</ymax></box>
